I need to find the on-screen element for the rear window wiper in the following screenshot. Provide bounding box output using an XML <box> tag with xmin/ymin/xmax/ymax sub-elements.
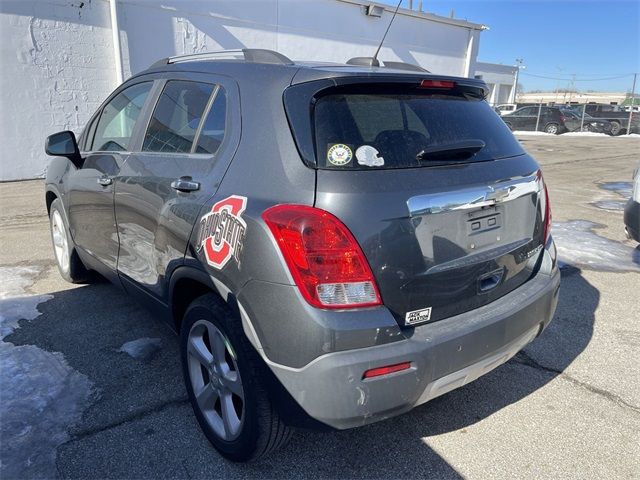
<box><xmin>416</xmin><ymin>139</ymin><xmax>486</xmax><ymax>161</ymax></box>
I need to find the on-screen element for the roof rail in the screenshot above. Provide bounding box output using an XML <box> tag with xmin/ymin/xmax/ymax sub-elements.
<box><xmin>346</xmin><ymin>57</ymin><xmax>429</xmax><ymax>73</ymax></box>
<box><xmin>150</xmin><ymin>49</ymin><xmax>294</xmax><ymax>69</ymax></box>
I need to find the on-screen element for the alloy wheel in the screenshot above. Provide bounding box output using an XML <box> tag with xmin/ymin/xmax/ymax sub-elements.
<box><xmin>51</xmin><ymin>210</ymin><xmax>70</xmax><ymax>272</ymax></box>
<box><xmin>187</xmin><ymin>319</ymin><xmax>245</xmax><ymax>441</ymax></box>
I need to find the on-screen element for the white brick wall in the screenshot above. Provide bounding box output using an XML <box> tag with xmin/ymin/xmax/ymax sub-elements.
<box><xmin>0</xmin><ymin>0</ymin><xmax>116</xmax><ymax>180</ymax></box>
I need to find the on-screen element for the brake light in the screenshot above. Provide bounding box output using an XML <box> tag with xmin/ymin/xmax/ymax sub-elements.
<box><xmin>538</xmin><ymin>173</ymin><xmax>552</xmax><ymax>244</ymax></box>
<box><xmin>560</xmin><ymin>114</ymin><xmax>566</xmax><ymax>123</ymax></box>
<box><xmin>363</xmin><ymin>362</ymin><xmax>412</xmax><ymax>379</ymax></box>
<box><xmin>419</xmin><ymin>79</ymin><xmax>455</xmax><ymax>89</ymax></box>
<box><xmin>262</xmin><ymin>205</ymin><xmax>382</xmax><ymax>309</ymax></box>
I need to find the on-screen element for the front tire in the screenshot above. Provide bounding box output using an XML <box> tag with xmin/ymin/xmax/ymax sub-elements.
<box><xmin>49</xmin><ymin>198</ymin><xmax>90</xmax><ymax>283</ymax></box>
<box><xmin>180</xmin><ymin>294</ymin><xmax>292</xmax><ymax>462</ymax></box>
<box><xmin>609</xmin><ymin>121</ymin><xmax>622</xmax><ymax>136</ymax></box>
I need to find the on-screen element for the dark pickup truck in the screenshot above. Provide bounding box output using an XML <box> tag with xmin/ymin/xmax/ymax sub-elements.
<box><xmin>581</xmin><ymin>104</ymin><xmax>638</xmax><ymax>135</ymax></box>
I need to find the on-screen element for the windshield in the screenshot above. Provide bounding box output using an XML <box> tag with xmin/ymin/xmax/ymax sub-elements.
<box><xmin>314</xmin><ymin>91</ymin><xmax>524</xmax><ymax>169</ymax></box>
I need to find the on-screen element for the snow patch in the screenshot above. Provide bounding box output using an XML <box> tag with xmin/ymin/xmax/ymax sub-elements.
<box><xmin>598</xmin><ymin>181</ymin><xmax>633</xmax><ymax>199</ymax></box>
<box><xmin>552</xmin><ymin>220</ymin><xmax>640</xmax><ymax>273</ymax></box>
<box><xmin>118</xmin><ymin>337</ymin><xmax>162</xmax><ymax>361</ymax></box>
<box><xmin>0</xmin><ymin>344</ymin><xmax>92</xmax><ymax>479</ymax></box>
<box><xmin>0</xmin><ymin>266</ymin><xmax>41</xmax><ymax>299</ymax></box>
<box><xmin>0</xmin><ymin>266</ymin><xmax>52</xmax><ymax>339</ymax></box>
<box><xmin>513</xmin><ymin>131</ymin><xmax>553</xmax><ymax>136</ymax></box>
<box><xmin>0</xmin><ymin>296</ymin><xmax>53</xmax><ymax>340</ymax></box>
<box><xmin>561</xmin><ymin>131</ymin><xmax>610</xmax><ymax>137</ymax></box>
<box><xmin>0</xmin><ymin>266</ymin><xmax>93</xmax><ymax>479</ymax></box>
<box><xmin>591</xmin><ymin>200</ymin><xmax>627</xmax><ymax>212</ymax></box>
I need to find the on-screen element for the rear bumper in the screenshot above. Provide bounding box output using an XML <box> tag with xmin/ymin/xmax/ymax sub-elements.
<box><xmin>265</xmin><ymin>247</ymin><xmax>560</xmax><ymax>430</ymax></box>
<box><xmin>624</xmin><ymin>199</ymin><xmax>640</xmax><ymax>242</ymax></box>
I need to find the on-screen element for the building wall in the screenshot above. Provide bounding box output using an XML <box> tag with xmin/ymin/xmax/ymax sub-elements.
<box><xmin>518</xmin><ymin>91</ymin><xmax>636</xmax><ymax>105</ymax></box>
<box><xmin>0</xmin><ymin>0</ymin><xmax>116</xmax><ymax>181</ymax></box>
<box><xmin>474</xmin><ymin>61</ymin><xmax>517</xmax><ymax>105</ymax></box>
<box><xmin>0</xmin><ymin>0</ymin><xmax>485</xmax><ymax>181</ymax></box>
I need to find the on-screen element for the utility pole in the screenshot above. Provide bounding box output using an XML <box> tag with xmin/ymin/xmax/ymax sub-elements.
<box><xmin>567</xmin><ymin>74</ymin><xmax>576</xmax><ymax>104</ymax></box>
<box><xmin>511</xmin><ymin>58</ymin><xmax>524</xmax><ymax>104</ymax></box>
<box><xmin>554</xmin><ymin>66</ymin><xmax>563</xmax><ymax>104</ymax></box>
<box><xmin>627</xmin><ymin>73</ymin><xmax>637</xmax><ymax>135</ymax></box>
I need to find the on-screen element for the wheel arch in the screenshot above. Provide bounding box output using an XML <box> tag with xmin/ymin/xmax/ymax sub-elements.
<box><xmin>172</xmin><ymin>269</ymin><xmax>331</xmax><ymax>432</ymax></box>
<box><xmin>169</xmin><ymin>266</ymin><xmax>230</xmax><ymax>333</ymax></box>
<box><xmin>45</xmin><ymin>188</ymin><xmax>60</xmax><ymax>215</ymax></box>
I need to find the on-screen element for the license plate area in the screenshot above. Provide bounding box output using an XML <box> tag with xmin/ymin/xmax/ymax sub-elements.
<box><xmin>466</xmin><ymin>206</ymin><xmax>503</xmax><ymax>250</ymax></box>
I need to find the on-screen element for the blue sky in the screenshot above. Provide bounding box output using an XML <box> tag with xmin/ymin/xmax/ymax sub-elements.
<box><xmin>384</xmin><ymin>1</ymin><xmax>639</xmax><ymax>92</ymax></box>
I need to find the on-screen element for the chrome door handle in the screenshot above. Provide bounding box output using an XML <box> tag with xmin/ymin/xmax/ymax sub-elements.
<box><xmin>97</xmin><ymin>176</ymin><xmax>113</xmax><ymax>186</ymax></box>
<box><xmin>171</xmin><ymin>177</ymin><xmax>200</xmax><ymax>192</ymax></box>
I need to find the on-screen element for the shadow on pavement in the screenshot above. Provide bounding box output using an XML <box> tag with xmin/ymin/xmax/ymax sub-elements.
<box><xmin>5</xmin><ymin>266</ymin><xmax>598</xmax><ymax>479</ymax></box>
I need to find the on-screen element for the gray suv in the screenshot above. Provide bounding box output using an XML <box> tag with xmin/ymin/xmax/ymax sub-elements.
<box><xmin>44</xmin><ymin>49</ymin><xmax>560</xmax><ymax>461</ymax></box>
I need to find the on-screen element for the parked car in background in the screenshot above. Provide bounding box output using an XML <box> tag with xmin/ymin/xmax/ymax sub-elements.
<box><xmin>44</xmin><ymin>49</ymin><xmax>560</xmax><ymax>461</ymax></box>
<box><xmin>501</xmin><ymin>106</ymin><xmax>568</xmax><ymax>134</ymax></box>
<box><xmin>582</xmin><ymin>104</ymin><xmax>637</xmax><ymax>135</ymax></box>
<box><xmin>560</xmin><ymin>108</ymin><xmax>613</xmax><ymax>134</ymax></box>
<box><xmin>495</xmin><ymin>103</ymin><xmax>518</xmax><ymax>116</ymax></box>
<box><xmin>624</xmin><ymin>165</ymin><xmax>640</xmax><ymax>242</ymax></box>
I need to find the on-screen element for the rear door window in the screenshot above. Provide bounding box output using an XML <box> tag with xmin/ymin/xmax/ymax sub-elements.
<box><xmin>143</xmin><ymin>81</ymin><xmax>215</xmax><ymax>153</ymax></box>
<box><xmin>314</xmin><ymin>89</ymin><xmax>524</xmax><ymax>169</ymax></box>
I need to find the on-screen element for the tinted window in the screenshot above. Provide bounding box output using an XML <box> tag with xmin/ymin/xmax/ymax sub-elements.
<box><xmin>515</xmin><ymin>107</ymin><xmax>534</xmax><ymax>116</ymax></box>
<box><xmin>314</xmin><ymin>91</ymin><xmax>524</xmax><ymax>169</ymax></box>
<box><xmin>195</xmin><ymin>87</ymin><xmax>227</xmax><ymax>154</ymax></box>
<box><xmin>91</xmin><ymin>82</ymin><xmax>152</xmax><ymax>152</ymax></box>
<box><xmin>143</xmin><ymin>81</ymin><xmax>214</xmax><ymax>153</ymax></box>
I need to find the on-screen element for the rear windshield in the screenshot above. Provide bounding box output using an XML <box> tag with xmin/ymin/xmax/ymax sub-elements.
<box><xmin>314</xmin><ymin>90</ymin><xmax>524</xmax><ymax>169</ymax></box>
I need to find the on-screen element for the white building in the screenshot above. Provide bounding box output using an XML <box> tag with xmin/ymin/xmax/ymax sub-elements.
<box><xmin>0</xmin><ymin>0</ymin><xmax>487</xmax><ymax>181</ymax></box>
<box><xmin>518</xmin><ymin>91</ymin><xmax>638</xmax><ymax>105</ymax></box>
<box><xmin>474</xmin><ymin>62</ymin><xmax>518</xmax><ymax>106</ymax></box>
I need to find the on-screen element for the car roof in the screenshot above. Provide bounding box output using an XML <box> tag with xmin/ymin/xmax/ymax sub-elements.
<box><xmin>135</xmin><ymin>49</ymin><xmax>487</xmax><ymax>90</ymax></box>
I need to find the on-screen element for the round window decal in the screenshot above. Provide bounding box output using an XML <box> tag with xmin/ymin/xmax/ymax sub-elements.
<box><xmin>327</xmin><ymin>144</ymin><xmax>353</xmax><ymax>166</ymax></box>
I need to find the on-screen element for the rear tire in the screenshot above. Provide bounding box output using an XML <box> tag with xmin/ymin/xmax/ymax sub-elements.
<box><xmin>49</xmin><ymin>198</ymin><xmax>91</xmax><ymax>283</ymax></box>
<box><xmin>180</xmin><ymin>294</ymin><xmax>292</xmax><ymax>462</ymax></box>
<box><xmin>544</xmin><ymin>123</ymin><xmax>560</xmax><ymax>134</ymax></box>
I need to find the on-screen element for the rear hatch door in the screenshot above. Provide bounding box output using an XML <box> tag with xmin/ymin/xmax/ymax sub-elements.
<box><xmin>286</xmin><ymin>77</ymin><xmax>547</xmax><ymax>326</ymax></box>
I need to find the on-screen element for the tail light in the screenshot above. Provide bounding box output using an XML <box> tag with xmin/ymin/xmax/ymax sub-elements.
<box><xmin>559</xmin><ymin>114</ymin><xmax>566</xmax><ymax>123</ymax></box>
<box><xmin>538</xmin><ymin>172</ymin><xmax>552</xmax><ymax>244</ymax></box>
<box><xmin>262</xmin><ymin>205</ymin><xmax>382</xmax><ymax>309</ymax></box>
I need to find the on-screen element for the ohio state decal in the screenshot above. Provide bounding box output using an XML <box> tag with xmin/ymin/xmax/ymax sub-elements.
<box><xmin>196</xmin><ymin>195</ymin><xmax>247</xmax><ymax>270</ymax></box>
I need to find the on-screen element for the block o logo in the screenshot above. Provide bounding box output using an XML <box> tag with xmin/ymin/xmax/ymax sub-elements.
<box><xmin>196</xmin><ymin>195</ymin><xmax>248</xmax><ymax>270</ymax></box>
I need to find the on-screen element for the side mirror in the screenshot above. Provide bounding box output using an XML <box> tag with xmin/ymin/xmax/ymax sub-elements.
<box><xmin>45</xmin><ymin>131</ymin><xmax>82</xmax><ymax>167</ymax></box>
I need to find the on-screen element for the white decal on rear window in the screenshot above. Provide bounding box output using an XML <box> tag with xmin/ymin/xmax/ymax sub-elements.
<box><xmin>356</xmin><ymin>145</ymin><xmax>385</xmax><ymax>167</ymax></box>
<box><xmin>327</xmin><ymin>144</ymin><xmax>353</xmax><ymax>166</ymax></box>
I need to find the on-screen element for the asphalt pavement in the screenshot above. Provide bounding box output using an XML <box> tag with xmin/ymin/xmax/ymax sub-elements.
<box><xmin>0</xmin><ymin>134</ymin><xmax>638</xmax><ymax>479</ymax></box>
